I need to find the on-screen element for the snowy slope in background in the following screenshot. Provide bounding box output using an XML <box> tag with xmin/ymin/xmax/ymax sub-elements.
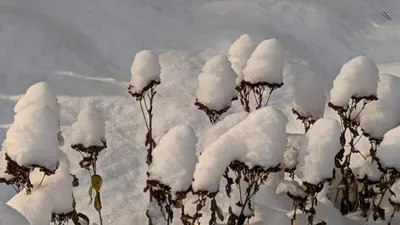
<box><xmin>1</xmin><ymin>0</ymin><xmax>400</xmax><ymax>224</ymax></box>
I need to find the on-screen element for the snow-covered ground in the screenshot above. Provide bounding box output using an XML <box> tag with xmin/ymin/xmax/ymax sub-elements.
<box><xmin>2</xmin><ymin>0</ymin><xmax>400</xmax><ymax>224</ymax></box>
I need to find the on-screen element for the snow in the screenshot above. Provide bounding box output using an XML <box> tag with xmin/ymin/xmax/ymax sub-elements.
<box><xmin>242</xmin><ymin>39</ymin><xmax>284</xmax><ymax>85</ymax></box>
<box><xmin>70</xmin><ymin>105</ymin><xmax>106</xmax><ymax>147</ymax></box>
<box><xmin>354</xmin><ymin>157</ymin><xmax>383</xmax><ymax>182</ymax></box>
<box><xmin>203</xmin><ymin>112</ymin><xmax>248</xmax><ymax>147</ymax></box>
<box><xmin>253</xmin><ymin>205</ymin><xmax>291</xmax><ymax>225</ymax></box>
<box><xmin>292</xmin><ymin>71</ymin><xmax>326</xmax><ymax>120</ymax></box>
<box><xmin>196</xmin><ymin>54</ymin><xmax>237</xmax><ymax>111</ymax></box>
<box><xmin>282</xmin><ymin>133</ymin><xmax>302</xmax><ymax>170</ymax></box>
<box><xmin>297</xmin><ymin>118</ymin><xmax>341</xmax><ymax>185</ymax></box>
<box><xmin>7</xmin><ymin>153</ymin><xmax>73</xmax><ymax>225</ymax></box>
<box><xmin>276</xmin><ymin>180</ymin><xmax>306</xmax><ymax>198</ymax></box>
<box><xmin>3</xmin><ymin>104</ymin><xmax>60</xmax><ymax>171</ymax></box>
<box><xmin>0</xmin><ymin>151</ymin><xmax>14</xmax><ymax>182</ymax></box>
<box><xmin>329</xmin><ymin>56</ymin><xmax>379</xmax><ymax>108</ymax></box>
<box><xmin>376</xmin><ymin>126</ymin><xmax>400</xmax><ymax>171</ymax></box>
<box><xmin>390</xmin><ymin>179</ymin><xmax>400</xmax><ymax>204</ymax></box>
<box><xmin>359</xmin><ymin>73</ymin><xmax>400</xmax><ymax>139</ymax></box>
<box><xmin>193</xmin><ymin>107</ymin><xmax>287</xmax><ymax>192</ymax></box>
<box><xmin>14</xmin><ymin>82</ymin><xmax>61</xmax><ymax>118</ymax></box>
<box><xmin>148</xmin><ymin>125</ymin><xmax>197</xmax><ymax>194</ymax></box>
<box><xmin>228</xmin><ymin>34</ymin><xmax>257</xmax><ymax>86</ymax></box>
<box><xmin>0</xmin><ymin>201</ymin><xmax>30</xmax><ymax>225</ymax></box>
<box><xmin>129</xmin><ymin>50</ymin><xmax>161</xmax><ymax>95</ymax></box>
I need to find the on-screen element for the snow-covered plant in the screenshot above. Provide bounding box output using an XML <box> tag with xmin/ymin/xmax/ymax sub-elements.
<box><xmin>146</xmin><ymin>125</ymin><xmax>197</xmax><ymax>225</ymax></box>
<box><xmin>71</xmin><ymin>105</ymin><xmax>106</xmax><ymax>225</ymax></box>
<box><xmin>193</xmin><ymin>107</ymin><xmax>288</xmax><ymax>225</ymax></box>
<box><xmin>292</xmin><ymin>71</ymin><xmax>326</xmax><ymax>131</ymax></box>
<box><xmin>238</xmin><ymin>38</ymin><xmax>284</xmax><ymax>111</ymax></box>
<box><xmin>228</xmin><ymin>34</ymin><xmax>257</xmax><ymax>86</ymax></box>
<box><xmin>295</xmin><ymin>118</ymin><xmax>341</xmax><ymax>224</ymax></box>
<box><xmin>195</xmin><ymin>54</ymin><xmax>237</xmax><ymax>123</ymax></box>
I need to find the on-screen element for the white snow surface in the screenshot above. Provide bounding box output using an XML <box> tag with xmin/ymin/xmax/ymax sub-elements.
<box><xmin>354</xmin><ymin>157</ymin><xmax>383</xmax><ymax>182</ymax></box>
<box><xmin>297</xmin><ymin>118</ymin><xmax>341</xmax><ymax>185</ymax></box>
<box><xmin>228</xmin><ymin>34</ymin><xmax>257</xmax><ymax>86</ymax></box>
<box><xmin>292</xmin><ymin>72</ymin><xmax>326</xmax><ymax>120</ymax></box>
<box><xmin>3</xmin><ymin>104</ymin><xmax>60</xmax><ymax>171</ymax></box>
<box><xmin>390</xmin><ymin>179</ymin><xmax>400</xmax><ymax>204</ymax></box>
<box><xmin>329</xmin><ymin>56</ymin><xmax>379</xmax><ymax>108</ymax></box>
<box><xmin>196</xmin><ymin>54</ymin><xmax>237</xmax><ymax>111</ymax></box>
<box><xmin>149</xmin><ymin>125</ymin><xmax>197</xmax><ymax>194</ymax></box>
<box><xmin>130</xmin><ymin>50</ymin><xmax>161</xmax><ymax>94</ymax></box>
<box><xmin>70</xmin><ymin>105</ymin><xmax>106</xmax><ymax>147</ymax></box>
<box><xmin>2</xmin><ymin>0</ymin><xmax>400</xmax><ymax>224</ymax></box>
<box><xmin>14</xmin><ymin>82</ymin><xmax>61</xmax><ymax>118</ymax></box>
<box><xmin>193</xmin><ymin>107</ymin><xmax>287</xmax><ymax>192</ymax></box>
<box><xmin>0</xmin><ymin>201</ymin><xmax>30</xmax><ymax>225</ymax></box>
<box><xmin>282</xmin><ymin>133</ymin><xmax>302</xmax><ymax>170</ymax></box>
<box><xmin>276</xmin><ymin>180</ymin><xmax>306</xmax><ymax>198</ymax></box>
<box><xmin>377</xmin><ymin>126</ymin><xmax>400</xmax><ymax>171</ymax></box>
<box><xmin>243</xmin><ymin>39</ymin><xmax>284</xmax><ymax>85</ymax></box>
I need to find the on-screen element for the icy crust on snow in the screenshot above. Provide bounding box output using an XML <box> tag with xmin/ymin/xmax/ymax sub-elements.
<box><xmin>228</xmin><ymin>34</ymin><xmax>257</xmax><ymax>86</ymax></box>
<box><xmin>359</xmin><ymin>73</ymin><xmax>400</xmax><ymax>140</ymax></box>
<box><xmin>193</xmin><ymin>107</ymin><xmax>288</xmax><ymax>193</ymax></box>
<box><xmin>329</xmin><ymin>56</ymin><xmax>379</xmax><ymax>108</ymax></box>
<box><xmin>354</xmin><ymin>157</ymin><xmax>383</xmax><ymax>182</ymax></box>
<box><xmin>292</xmin><ymin>72</ymin><xmax>326</xmax><ymax>120</ymax></box>
<box><xmin>203</xmin><ymin>112</ymin><xmax>248</xmax><ymax>147</ymax></box>
<box><xmin>243</xmin><ymin>39</ymin><xmax>284</xmax><ymax>85</ymax></box>
<box><xmin>297</xmin><ymin>118</ymin><xmax>341</xmax><ymax>185</ymax></box>
<box><xmin>0</xmin><ymin>151</ymin><xmax>14</xmax><ymax>181</ymax></box>
<box><xmin>376</xmin><ymin>126</ymin><xmax>400</xmax><ymax>171</ymax></box>
<box><xmin>0</xmin><ymin>201</ymin><xmax>30</xmax><ymax>225</ymax></box>
<box><xmin>130</xmin><ymin>50</ymin><xmax>161</xmax><ymax>94</ymax></box>
<box><xmin>8</xmin><ymin>153</ymin><xmax>73</xmax><ymax>225</ymax></box>
<box><xmin>14</xmin><ymin>82</ymin><xmax>61</xmax><ymax>118</ymax></box>
<box><xmin>149</xmin><ymin>125</ymin><xmax>197</xmax><ymax>194</ymax></box>
<box><xmin>276</xmin><ymin>180</ymin><xmax>306</xmax><ymax>198</ymax></box>
<box><xmin>70</xmin><ymin>105</ymin><xmax>106</xmax><ymax>147</ymax></box>
<box><xmin>196</xmin><ymin>55</ymin><xmax>237</xmax><ymax>111</ymax></box>
<box><xmin>3</xmin><ymin>104</ymin><xmax>60</xmax><ymax>171</ymax></box>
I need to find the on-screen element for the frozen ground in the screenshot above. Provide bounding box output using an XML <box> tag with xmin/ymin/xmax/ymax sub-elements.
<box><xmin>1</xmin><ymin>0</ymin><xmax>400</xmax><ymax>224</ymax></box>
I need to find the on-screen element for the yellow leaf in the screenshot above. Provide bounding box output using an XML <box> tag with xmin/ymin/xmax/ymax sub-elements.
<box><xmin>88</xmin><ymin>186</ymin><xmax>93</xmax><ymax>204</ymax></box>
<box><xmin>94</xmin><ymin>192</ymin><xmax>102</xmax><ymax>212</ymax></box>
<box><xmin>91</xmin><ymin>175</ymin><xmax>103</xmax><ymax>192</ymax></box>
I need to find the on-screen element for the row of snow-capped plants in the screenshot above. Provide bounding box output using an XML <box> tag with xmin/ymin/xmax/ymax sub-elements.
<box><xmin>129</xmin><ymin>34</ymin><xmax>400</xmax><ymax>225</ymax></box>
<box><xmin>0</xmin><ymin>82</ymin><xmax>108</xmax><ymax>225</ymax></box>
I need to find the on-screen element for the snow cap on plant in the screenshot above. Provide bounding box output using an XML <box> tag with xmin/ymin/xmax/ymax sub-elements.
<box><xmin>196</xmin><ymin>54</ymin><xmax>237</xmax><ymax>112</ymax></box>
<box><xmin>243</xmin><ymin>38</ymin><xmax>284</xmax><ymax>87</ymax></box>
<box><xmin>129</xmin><ymin>50</ymin><xmax>161</xmax><ymax>96</ymax></box>
<box><xmin>377</xmin><ymin>126</ymin><xmax>400</xmax><ymax>172</ymax></box>
<box><xmin>3</xmin><ymin>104</ymin><xmax>61</xmax><ymax>171</ymax></box>
<box><xmin>296</xmin><ymin>118</ymin><xmax>341</xmax><ymax>185</ymax></box>
<box><xmin>228</xmin><ymin>34</ymin><xmax>257</xmax><ymax>86</ymax></box>
<box><xmin>192</xmin><ymin>107</ymin><xmax>287</xmax><ymax>193</ymax></box>
<box><xmin>292</xmin><ymin>71</ymin><xmax>326</xmax><ymax>121</ymax></box>
<box><xmin>70</xmin><ymin>105</ymin><xmax>106</xmax><ymax>148</ymax></box>
<box><xmin>148</xmin><ymin>125</ymin><xmax>197</xmax><ymax>195</ymax></box>
<box><xmin>329</xmin><ymin>56</ymin><xmax>379</xmax><ymax>108</ymax></box>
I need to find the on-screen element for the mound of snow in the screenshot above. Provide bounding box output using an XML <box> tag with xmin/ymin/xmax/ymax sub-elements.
<box><xmin>149</xmin><ymin>125</ymin><xmax>197</xmax><ymax>194</ymax></box>
<box><xmin>228</xmin><ymin>34</ymin><xmax>257</xmax><ymax>86</ymax></box>
<box><xmin>292</xmin><ymin>71</ymin><xmax>326</xmax><ymax>120</ymax></box>
<box><xmin>196</xmin><ymin>55</ymin><xmax>237</xmax><ymax>111</ymax></box>
<box><xmin>282</xmin><ymin>133</ymin><xmax>302</xmax><ymax>170</ymax></box>
<box><xmin>329</xmin><ymin>56</ymin><xmax>379</xmax><ymax>108</ymax></box>
<box><xmin>243</xmin><ymin>39</ymin><xmax>284</xmax><ymax>85</ymax></box>
<box><xmin>297</xmin><ymin>118</ymin><xmax>341</xmax><ymax>185</ymax></box>
<box><xmin>354</xmin><ymin>157</ymin><xmax>383</xmax><ymax>182</ymax></box>
<box><xmin>3</xmin><ymin>104</ymin><xmax>60</xmax><ymax>171</ymax></box>
<box><xmin>193</xmin><ymin>107</ymin><xmax>287</xmax><ymax>192</ymax></box>
<box><xmin>359</xmin><ymin>73</ymin><xmax>400</xmax><ymax>140</ymax></box>
<box><xmin>70</xmin><ymin>105</ymin><xmax>106</xmax><ymax>147</ymax></box>
<box><xmin>14</xmin><ymin>82</ymin><xmax>61</xmax><ymax>118</ymax></box>
<box><xmin>0</xmin><ymin>201</ymin><xmax>30</xmax><ymax>225</ymax></box>
<box><xmin>377</xmin><ymin>126</ymin><xmax>400</xmax><ymax>171</ymax></box>
<box><xmin>129</xmin><ymin>50</ymin><xmax>161</xmax><ymax>94</ymax></box>
<box><xmin>276</xmin><ymin>180</ymin><xmax>306</xmax><ymax>198</ymax></box>
<box><xmin>390</xmin><ymin>179</ymin><xmax>400</xmax><ymax>204</ymax></box>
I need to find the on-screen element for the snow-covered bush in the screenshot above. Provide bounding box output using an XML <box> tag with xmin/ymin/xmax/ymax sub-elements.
<box><xmin>238</xmin><ymin>38</ymin><xmax>285</xmax><ymax>111</ymax></box>
<box><xmin>195</xmin><ymin>54</ymin><xmax>237</xmax><ymax>123</ymax></box>
<box><xmin>71</xmin><ymin>105</ymin><xmax>106</xmax><ymax>225</ymax></box>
